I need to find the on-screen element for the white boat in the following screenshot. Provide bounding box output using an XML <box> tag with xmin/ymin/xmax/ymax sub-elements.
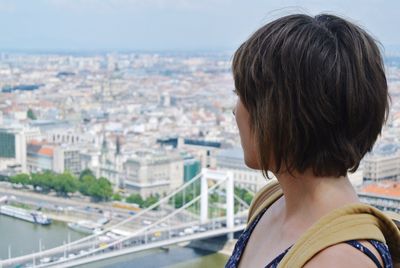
<box><xmin>0</xmin><ymin>205</ymin><xmax>51</xmax><ymax>225</ymax></box>
<box><xmin>68</xmin><ymin>220</ymin><xmax>102</xmax><ymax>234</ymax></box>
<box><xmin>97</xmin><ymin>217</ymin><xmax>110</xmax><ymax>225</ymax></box>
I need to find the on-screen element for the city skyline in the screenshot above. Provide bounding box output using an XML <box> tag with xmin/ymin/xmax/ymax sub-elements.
<box><xmin>0</xmin><ymin>0</ymin><xmax>400</xmax><ymax>52</ymax></box>
<box><xmin>0</xmin><ymin>12</ymin><xmax>399</xmax><ymax>265</ymax></box>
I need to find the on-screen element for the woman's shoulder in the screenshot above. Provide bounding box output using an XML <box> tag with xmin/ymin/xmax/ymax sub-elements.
<box><xmin>304</xmin><ymin>240</ymin><xmax>386</xmax><ymax>268</ymax></box>
<box><xmin>279</xmin><ymin>203</ymin><xmax>399</xmax><ymax>267</ymax></box>
<box><xmin>247</xmin><ymin>179</ymin><xmax>282</xmax><ymax>224</ymax></box>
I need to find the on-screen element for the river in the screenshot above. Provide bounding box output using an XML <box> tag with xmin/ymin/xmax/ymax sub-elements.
<box><xmin>0</xmin><ymin>215</ymin><xmax>86</xmax><ymax>260</ymax></box>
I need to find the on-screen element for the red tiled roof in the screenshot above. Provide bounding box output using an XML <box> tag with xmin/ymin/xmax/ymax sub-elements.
<box><xmin>38</xmin><ymin>147</ymin><xmax>53</xmax><ymax>157</ymax></box>
<box><xmin>360</xmin><ymin>181</ymin><xmax>400</xmax><ymax>198</ymax></box>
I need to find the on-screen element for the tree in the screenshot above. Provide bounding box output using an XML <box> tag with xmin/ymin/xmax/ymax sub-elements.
<box><xmin>88</xmin><ymin>177</ymin><xmax>113</xmax><ymax>201</ymax></box>
<box><xmin>243</xmin><ymin>192</ymin><xmax>253</xmax><ymax>205</ymax></box>
<box><xmin>10</xmin><ymin>173</ymin><xmax>30</xmax><ymax>186</ymax></box>
<box><xmin>53</xmin><ymin>172</ymin><xmax>78</xmax><ymax>196</ymax></box>
<box><xmin>79</xmin><ymin>168</ymin><xmax>94</xmax><ymax>180</ymax></box>
<box><xmin>168</xmin><ymin>190</ymin><xmax>198</xmax><ymax>209</ymax></box>
<box><xmin>144</xmin><ymin>194</ymin><xmax>159</xmax><ymax>208</ymax></box>
<box><xmin>79</xmin><ymin>174</ymin><xmax>96</xmax><ymax>196</ymax></box>
<box><xmin>27</xmin><ymin>108</ymin><xmax>37</xmax><ymax>120</ymax></box>
<box><xmin>170</xmin><ymin>192</ymin><xmax>183</xmax><ymax>208</ymax></box>
<box><xmin>78</xmin><ymin>174</ymin><xmax>113</xmax><ymax>201</ymax></box>
<box><xmin>126</xmin><ymin>193</ymin><xmax>144</xmax><ymax>207</ymax></box>
<box><xmin>112</xmin><ymin>193</ymin><xmax>122</xmax><ymax>201</ymax></box>
<box><xmin>234</xmin><ymin>186</ymin><xmax>253</xmax><ymax>205</ymax></box>
<box><xmin>31</xmin><ymin>171</ymin><xmax>54</xmax><ymax>192</ymax></box>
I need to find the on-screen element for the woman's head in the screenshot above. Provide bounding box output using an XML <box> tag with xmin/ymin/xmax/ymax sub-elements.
<box><xmin>232</xmin><ymin>14</ymin><xmax>389</xmax><ymax>178</ymax></box>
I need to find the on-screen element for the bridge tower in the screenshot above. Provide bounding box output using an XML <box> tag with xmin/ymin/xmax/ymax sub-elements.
<box><xmin>200</xmin><ymin>169</ymin><xmax>235</xmax><ymax>239</ymax></box>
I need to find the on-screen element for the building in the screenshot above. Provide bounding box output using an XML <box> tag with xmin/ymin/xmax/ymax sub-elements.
<box><xmin>182</xmin><ymin>153</ymin><xmax>201</xmax><ymax>182</ymax></box>
<box><xmin>27</xmin><ymin>141</ymin><xmax>81</xmax><ymax>175</ymax></box>
<box><xmin>159</xmin><ymin>92</ymin><xmax>171</xmax><ymax>107</ymax></box>
<box><xmin>363</xmin><ymin>143</ymin><xmax>400</xmax><ymax>181</ymax></box>
<box><xmin>27</xmin><ymin>142</ymin><xmax>53</xmax><ymax>172</ymax></box>
<box><xmin>157</xmin><ymin>136</ymin><xmax>179</xmax><ymax>149</ymax></box>
<box><xmin>0</xmin><ymin>127</ymin><xmax>27</xmax><ymax>172</ymax></box>
<box><xmin>24</xmin><ymin>128</ymin><xmax>41</xmax><ymax>142</ymax></box>
<box><xmin>47</xmin><ymin>131</ymin><xmax>84</xmax><ymax>145</ymax></box>
<box><xmin>358</xmin><ymin>180</ymin><xmax>400</xmax><ymax>213</ymax></box>
<box><xmin>216</xmin><ymin>147</ymin><xmax>269</xmax><ymax>192</ymax></box>
<box><xmin>124</xmin><ymin>150</ymin><xmax>184</xmax><ymax>198</ymax></box>
<box><xmin>358</xmin><ymin>193</ymin><xmax>400</xmax><ymax>214</ymax></box>
<box><xmin>53</xmin><ymin>145</ymin><xmax>81</xmax><ymax>175</ymax></box>
<box><xmin>91</xmin><ymin>136</ymin><xmax>125</xmax><ymax>189</ymax></box>
<box><xmin>178</xmin><ymin>137</ymin><xmax>221</xmax><ymax>169</ymax></box>
<box><xmin>80</xmin><ymin>150</ymin><xmax>101</xmax><ymax>176</ymax></box>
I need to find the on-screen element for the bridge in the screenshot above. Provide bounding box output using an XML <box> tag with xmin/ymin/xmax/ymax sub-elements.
<box><xmin>0</xmin><ymin>168</ymin><xmax>252</xmax><ymax>268</ymax></box>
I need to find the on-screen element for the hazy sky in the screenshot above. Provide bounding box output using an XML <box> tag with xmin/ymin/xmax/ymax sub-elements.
<box><xmin>0</xmin><ymin>0</ymin><xmax>398</xmax><ymax>52</ymax></box>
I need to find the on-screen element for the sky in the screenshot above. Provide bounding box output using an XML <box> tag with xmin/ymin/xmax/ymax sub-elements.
<box><xmin>0</xmin><ymin>0</ymin><xmax>399</xmax><ymax>52</ymax></box>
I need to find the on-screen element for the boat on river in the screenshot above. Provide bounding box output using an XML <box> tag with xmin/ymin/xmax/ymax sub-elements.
<box><xmin>67</xmin><ymin>220</ymin><xmax>102</xmax><ymax>234</ymax></box>
<box><xmin>0</xmin><ymin>205</ymin><xmax>52</xmax><ymax>225</ymax></box>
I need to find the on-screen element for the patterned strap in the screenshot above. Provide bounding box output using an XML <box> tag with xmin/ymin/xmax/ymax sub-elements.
<box><xmin>345</xmin><ymin>240</ymin><xmax>383</xmax><ymax>268</ymax></box>
<box><xmin>264</xmin><ymin>246</ymin><xmax>292</xmax><ymax>268</ymax></box>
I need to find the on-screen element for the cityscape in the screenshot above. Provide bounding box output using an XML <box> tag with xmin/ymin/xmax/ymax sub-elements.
<box><xmin>0</xmin><ymin>50</ymin><xmax>399</xmax><ymax>267</ymax></box>
<box><xmin>0</xmin><ymin>0</ymin><xmax>399</xmax><ymax>267</ymax></box>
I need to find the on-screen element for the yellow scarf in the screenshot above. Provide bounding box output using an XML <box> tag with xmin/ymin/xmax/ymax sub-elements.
<box><xmin>247</xmin><ymin>180</ymin><xmax>400</xmax><ymax>267</ymax></box>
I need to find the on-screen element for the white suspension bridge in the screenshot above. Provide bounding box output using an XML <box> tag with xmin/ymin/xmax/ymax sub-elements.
<box><xmin>0</xmin><ymin>169</ymin><xmax>253</xmax><ymax>268</ymax></box>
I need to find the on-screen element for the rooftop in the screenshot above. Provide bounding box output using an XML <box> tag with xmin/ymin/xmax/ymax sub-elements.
<box><xmin>360</xmin><ymin>180</ymin><xmax>400</xmax><ymax>198</ymax></box>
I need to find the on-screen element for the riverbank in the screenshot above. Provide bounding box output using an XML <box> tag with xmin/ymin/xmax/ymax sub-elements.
<box><xmin>187</xmin><ymin>236</ymin><xmax>236</xmax><ymax>256</ymax></box>
<box><xmin>45</xmin><ymin>211</ymin><xmax>89</xmax><ymax>223</ymax></box>
<box><xmin>0</xmin><ymin>186</ymin><xmax>118</xmax><ymax>224</ymax></box>
<box><xmin>218</xmin><ymin>239</ymin><xmax>237</xmax><ymax>256</ymax></box>
<box><xmin>1</xmin><ymin>200</ymin><xmax>104</xmax><ymax>225</ymax></box>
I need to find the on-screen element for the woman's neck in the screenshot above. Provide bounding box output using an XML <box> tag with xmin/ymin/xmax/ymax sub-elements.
<box><xmin>275</xmin><ymin>169</ymin><xmax>360</xmax><ymax>226</ymax></box>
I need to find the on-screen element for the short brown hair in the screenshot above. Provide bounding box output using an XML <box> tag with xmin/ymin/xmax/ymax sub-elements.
<box><xmin>232</xmin><ymin>14</ymin><xmax>390</xmax><ymax>178</ymax></box>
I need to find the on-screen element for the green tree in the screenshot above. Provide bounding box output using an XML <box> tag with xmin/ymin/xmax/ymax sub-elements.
<box><xmin>243</xmin><ymin>192</ymin><xmax>253</xmax><ymax>205</ymax></box>
<box><xmin>79</xmin><ymin>174</ymin><xmax>96</xmax><ymax>196</ymax></box>
<box><xmin>88</xmin><ymin>177</ymin><xmax>113</xmax><ymax>201</ymax></box>
<box><xmin>209</xmin><ymin>192</ymin><xmax>219</xmax><ymax>203</ymax></box>
<box><xmin>144</xmin><ymin>194</ymin><xmax>159</xmax><ymax>208</ymax></box>
<box><xmin>31</xmin><ymin>171</ymin><xmax>54</xmax><ymax>192</ymax></box>
<box><xmin>31</xmin><ymin>173</ymin><xmax>43</xmax><ymax>189</ymax></box>
<box><xmin>234</xmin><ymin>186</ymin><xmax>253</xmax><ymax>205</ymax></box>
<box><xmin>168</xmin><ymin>181</ymin><xmax>201</xmax><ymax>209</ymax></box>
<box><xmin>27</xmin><ymin>108</ymin><xmax>37</xmax><ymax>120</ymax></box>
<box><xmin>171</xmin><ymin>192</ymin><xmax>183</xmax><ymax>208</ymax></box>
<box><xmin>79</xmin><ymin>168</ymin><xmax>94</xmax><ymax>180</ymax></box>
<box><xmin>53</xmin><ymin>172</ymin><xmax>78</xmax><ymax>196</ymax></box>
<box><xmin>126</xmin><ymin>193</ymin><xmax>144</xmax><ymax>207</ymax></box>
<box><xmin>10</xmin><ymin>173</ymin><xmax>30</xmax><ymax>186</ymax></box>
<box><xmin>112</xmin><ymin>193</ymin><xmax>122</xmax><ymax>201</ymax></box>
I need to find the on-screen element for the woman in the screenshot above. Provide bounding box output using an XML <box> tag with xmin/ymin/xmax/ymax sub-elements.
<box><xmin>226</xmin><ymin>14</ymin><xmax>400</xmax><ymax>268</ymax></box>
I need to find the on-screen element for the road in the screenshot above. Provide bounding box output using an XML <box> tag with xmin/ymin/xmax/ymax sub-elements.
<box><xmin>0</xmin><ymin>183</ymin><xmax>191</xmax><ymax>229</ymax></box>
<box><xmin>0</xmin><ymin>183</ymin><xmax>150</xmax><ymax>224</ymax></box>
